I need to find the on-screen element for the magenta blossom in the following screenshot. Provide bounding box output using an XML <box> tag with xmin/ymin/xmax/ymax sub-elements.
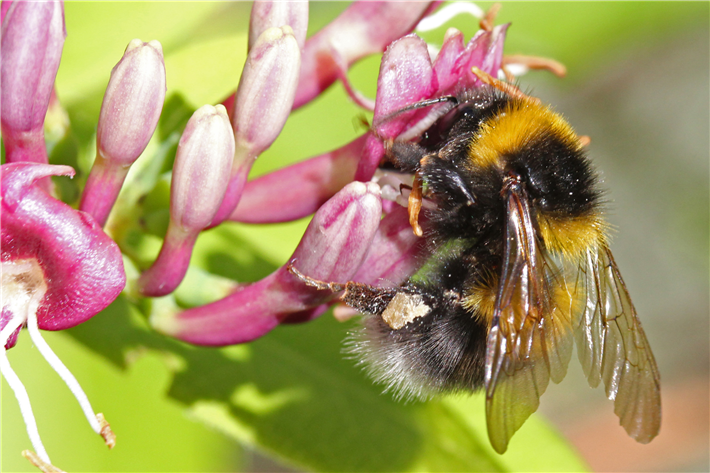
<box><xmin>152</xmin><ymin>181</ymin><xmax>384</xmax><ymax>345</ymax></box>
<box><xmin>148</xmin><ymin>2</ymin><xmax>511</xmax><ymax>346</ymax></box>
<box><xmin>229</xmin><ymin>20</ymin><xmax>508</xmax><ymax>224</ymax></box>
<box><xmin>1</xmin><ymin>163</ymin><xmax>125</xmax><ymax>470</ymax></box>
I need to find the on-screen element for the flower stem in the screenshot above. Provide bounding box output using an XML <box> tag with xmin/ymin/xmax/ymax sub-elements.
<box><xmin>79</xmin><ymin>153</ymin><xmax>130</xmax><ymax>227</ymax></box>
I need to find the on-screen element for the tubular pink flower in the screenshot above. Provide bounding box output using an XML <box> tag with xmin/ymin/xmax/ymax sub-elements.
<box><xmin>151</xmin><ymin>181</ymin><xmax>382</xmax><ymax>346</ymax></box>
<box><xmin>355</xmin><ymin>23</ymin><xmax>509</xmax><ymax>181</ymax></box>
<box><xmin>1</xmin><ymin>0</ymin><xmax>65</xmax><ymax>193</ymax></box>
<box><xmin>138</xmin><ymin>104</ymin><xmax>235</xmax><ymax>297</ymax></box>
<box><xmin>249</xmin><ymin>0</ymin><xmax>308</xmax><ymax>51</ymax></box>
<box><xmin>356</xmin><ymin>34</ymin><xmax>437</xmax><ymax>181</ymax></box>
<box><xmin>228</xmin><ymin>14</ymin><xmax>508</xmax><ymax>248</ymax></box>
<box><xmin>294</xmin><ymin>1</ymin><xmax>440</xmax><ymax>109</ymax></box>
<box><xmin>280</xmin><ymin>205</ymin><xmax>429</xmax><ymax>325</ymax></box>
<box><xmin>351</xmin><ymin>206</ymin><xmax>428</xmax><ymax>286</ymax></box>
<box><xmin>1</xmin><ymin>162</ymin><xmax>124</xmax><ymax>468</ymax></box>
<box><xmin>229</xmin><ymin>134</ymin><xmax>367</xmax><ymax>223</ymax></box>
<box><xmin>211</xmin><ymin>25</ymin><xmax>301</xmax><ymax>225</ymax></box>
<box><xmin>79</xmin><ymin>39</ymin><xmax>167</xmax><ymax>227</ymax></box>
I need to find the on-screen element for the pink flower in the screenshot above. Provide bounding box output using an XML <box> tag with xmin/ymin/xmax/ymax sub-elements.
<box><xmin>149</xmin><ymin>1</ymin><xmax>509</xmax><ymax>346</ymax></box>
<box><xmin>152</xmin><ymin>181</ymin><xmax>384</xmax><ymax>345</ymax></box>
<box><xmin>1</xmin><ymin>163</ymin><xmax>124</xmax><ymax>469</ymax></box>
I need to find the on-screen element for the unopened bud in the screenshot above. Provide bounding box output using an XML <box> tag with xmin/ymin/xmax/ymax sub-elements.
<box><xmin>79</xmin><ymin>39</ymin><xmax>166</xmax><ymax>227</ymax></box>
<box><xmin>234</xmin><ymin>26</ymin><xmax>300</xmax><ymax>154</ymax></box>
<box><xmin>96</xmin><ymin>39</ymin><xmax>166</xmax><ymax>166</ymax></box>
<box><xmin>249</xmin><ymin>0</ymin><xmax>308</xmax><ymax>50</ymax></box>
<box><xmin>1</xmin><ymin>0</ymin><xmax>65</xmax><ymax>195</ymax></box>
<box><xmin>138</xmin><ymin>104</ymin><xmax>235</xmax><ymax>297</ymax></box>
<box><xmin>152</xmin><ymin>182</ymin><xmax>382</xmax><ymax>346</ymax></box>
<box><xmin>211</xmin><ymin>25</ymin><xmax>301</xmax><ymax>225</ymax></box>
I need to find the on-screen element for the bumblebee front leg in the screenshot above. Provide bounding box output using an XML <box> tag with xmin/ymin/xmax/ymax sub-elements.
<box><xmin>287</xmin><ymin>263</ymin><xmax>398</xmax><ymax>317</ymax></box>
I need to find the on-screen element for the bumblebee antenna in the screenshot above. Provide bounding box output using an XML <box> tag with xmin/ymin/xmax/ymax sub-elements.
<box><xmin>372</xmin><ymin>96</ymin><xmax>458</xmax><ymax>130</ymax></box>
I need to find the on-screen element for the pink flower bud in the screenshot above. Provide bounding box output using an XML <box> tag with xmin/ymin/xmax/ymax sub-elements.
<box><xmin>96</xmin><ymin>39</ymin><xmax>166</xmax><ymax>166</ymax></box>
<box><xmin>295</xmin><ymin>1</ymin><xmax>440</xmax><ymax>109</ymax></box>
<box><xmin>152</xmin><ymin>181</ymin><xmax>382</xmax><ymax>346</ymax></box>
<box><xmin>211</xmin><ymin>25</ymin><xmax>301</xmax><ymax>225</ymax></box>
<box><xmin>138</xmin><ymin>104</ymin><xmax>235</xmax><ymax>297</ymax></box>
<box><xmin>234</xmin><ymin>26</ymin><xmax>300</xmax><ymax>155</ymax></box>
<box><xmin>1</xmin><ymin>162</ymin><xmax>123</xmax><ymax>467</ymax></box>
<box><xmin>249</xmin><ymin>0</ymin><xmax>308</xmax><ymax>50</ymax></box>
<box><xmin>356</xmin><ymin>22</ymin><xmax>509</xmax><ymax>181</ymax></box>
<box><xmin>1</xmin><ymin>0</ymin><xmax>65</xmax><ymax>194</ymax></box>
<box><xmin>79</xmin><ymin>39</ymin><xmax>166</xmax><ymax>227</ymax></box>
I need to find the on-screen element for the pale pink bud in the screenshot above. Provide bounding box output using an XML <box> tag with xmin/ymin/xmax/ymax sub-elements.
<box><xmin>1</xmin><ymin>0</ymin><xmax>65</xmax><ymax>195</ymax></box>
<box><xmin>211</xmin><ymin>25</ymin><xmax>301</xmax><ymax>225</ymax></box>
<box><xmin>79</xmin><ymin>39</ymin><xmax>166</xmax><ymax>227</ymax></box>
<box><xmin>152</xmin><ymin>182</ymin><xmax>382</xmax><ymax>346</ymax></box>
<box><xmin>234</xmin><ymin>26</ymin><xmax>300</xmax><ymax>155</ymax></box>
<box><xmin>249</xmin><ymin>0</ymin><xmax>308</xmax><ymax>50</ymax></box>
<box><xmin>96</xmin><ymin>39</ymin><xmax>166</xmax><ymax>166</ymax></box>
<box><xmin>138</xmin><ymin>104</ymin><xmax>235</xmax><ymax>297</ymax></box>
<box><xmin>295</xmin><ymin>1</ymin><xmax>439</xmax><ymax>109</ymax></box>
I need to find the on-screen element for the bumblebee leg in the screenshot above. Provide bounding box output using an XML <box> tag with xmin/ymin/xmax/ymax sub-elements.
<box><xmin>471</xmin><ymin>67</ymin><xmax>541</xmax><ymax>105</ymax></box>
<box><xmin>287</xmin><ymin>263</ymin><xmax>345</xmax><ymax>292</ymax></box>
<box><xmin>578</xmin><ymin>135</ymin><xmax>591</xmax><ymax>147</ymax></box>
<box><xmin>408</xmin><ymin>169</ymin><xmax>425</xmax><ymax>237</ymax></box>
<box><xmin>287</xmin><ymin>263</ymin><xmax>399</xmax><ymax>317</ymax></box>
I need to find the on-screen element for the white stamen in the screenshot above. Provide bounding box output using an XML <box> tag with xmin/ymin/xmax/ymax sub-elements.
<box><xmin>498</xmin><ymin>63</ymin><xmax>529</xmax><ymax>79</ymax></box>
<box><xmin>0</xmin><ymin>316</ymin><xmax>51</xmax><ymax>465</ymax></box>
<box><xmin>26</xmin><ymin>305</ymin><xmax>101</xmax><ymax>434</ymax></box>
<box><xmin>416</xmin><ymin>2</ymin><xmax>484</xmax><ymax>32</ymax></box>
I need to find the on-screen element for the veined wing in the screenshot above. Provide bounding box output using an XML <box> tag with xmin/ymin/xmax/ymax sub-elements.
<box><xmin>573</xmin><ymin>246</ymin><xmax>661</xmax><ymax>443</ymax></box>
<box><xmin>484</xmin><ymin>178</ymin><xmax>574</xmax><ymax>454</ymax></box>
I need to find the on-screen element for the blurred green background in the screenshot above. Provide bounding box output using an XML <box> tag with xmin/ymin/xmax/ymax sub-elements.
<box><xmin>2</xmin><ymin>2</ymin><xmax>708</xmax><ymax>472</ymax></box>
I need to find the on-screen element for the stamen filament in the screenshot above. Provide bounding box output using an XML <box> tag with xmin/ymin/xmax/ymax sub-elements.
<box><xmin>416</xmin><ymin>2</ymin><xmax>484</xmax><ymax>32</ymax></box>
<box><xmin>0</xmin><ymin>317</ymin><xmax>51</xmax><ymax>464</ymax></box>
<box><xmin>25</xmin><ymin>307</ymin><xmax>102</xmax><ymax>434</ymax></box>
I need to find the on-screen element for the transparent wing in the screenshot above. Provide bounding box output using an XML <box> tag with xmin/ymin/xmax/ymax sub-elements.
<box><xmin>572</xmin><ymin>246</ymin><xmax>661</xmax><ymax>443</ymax></box>
<box><xmin>484</xmin><ymin>182</ymin><xmax>574</xmax><ymax>454</ymax></box>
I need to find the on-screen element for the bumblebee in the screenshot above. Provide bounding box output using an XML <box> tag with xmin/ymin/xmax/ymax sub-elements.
<box><xmin>291</xmin><ymin>73</ymin><xmax>661</xmax><ymax>453</ymax></box>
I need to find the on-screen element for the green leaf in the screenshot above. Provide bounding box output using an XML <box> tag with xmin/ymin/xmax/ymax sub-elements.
<box><xmin>5</xmin><ymin>2</ymin><xmax>701</xmax><ymax>471</ymax></box>
<box><xmin>60</xmin><ymin>294</ymin><xmax>586</xmax><ymax>472</ymax></box>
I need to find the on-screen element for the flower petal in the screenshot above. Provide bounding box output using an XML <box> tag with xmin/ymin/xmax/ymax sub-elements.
<box><xmin>1</xmin><ymin>163</ymin><xmax>126</xmax><ymax>331</ymax></box>
<box><xmin>152</xmin><ymin>181</ymin><xmax>382</xmax><ymax>346</ymax></box>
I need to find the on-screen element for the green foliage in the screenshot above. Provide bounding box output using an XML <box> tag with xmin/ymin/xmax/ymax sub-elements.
<box><xmin>5</xmin><ymin>2</ymin><xmax>704</xmax><ymax>471</ymax></box>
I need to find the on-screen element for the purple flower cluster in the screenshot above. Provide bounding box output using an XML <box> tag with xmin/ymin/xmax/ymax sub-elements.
<box><xmin>1</xmin><ymin>1</ymin><xmax>512</xmax><ymax>470</ymax></box>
